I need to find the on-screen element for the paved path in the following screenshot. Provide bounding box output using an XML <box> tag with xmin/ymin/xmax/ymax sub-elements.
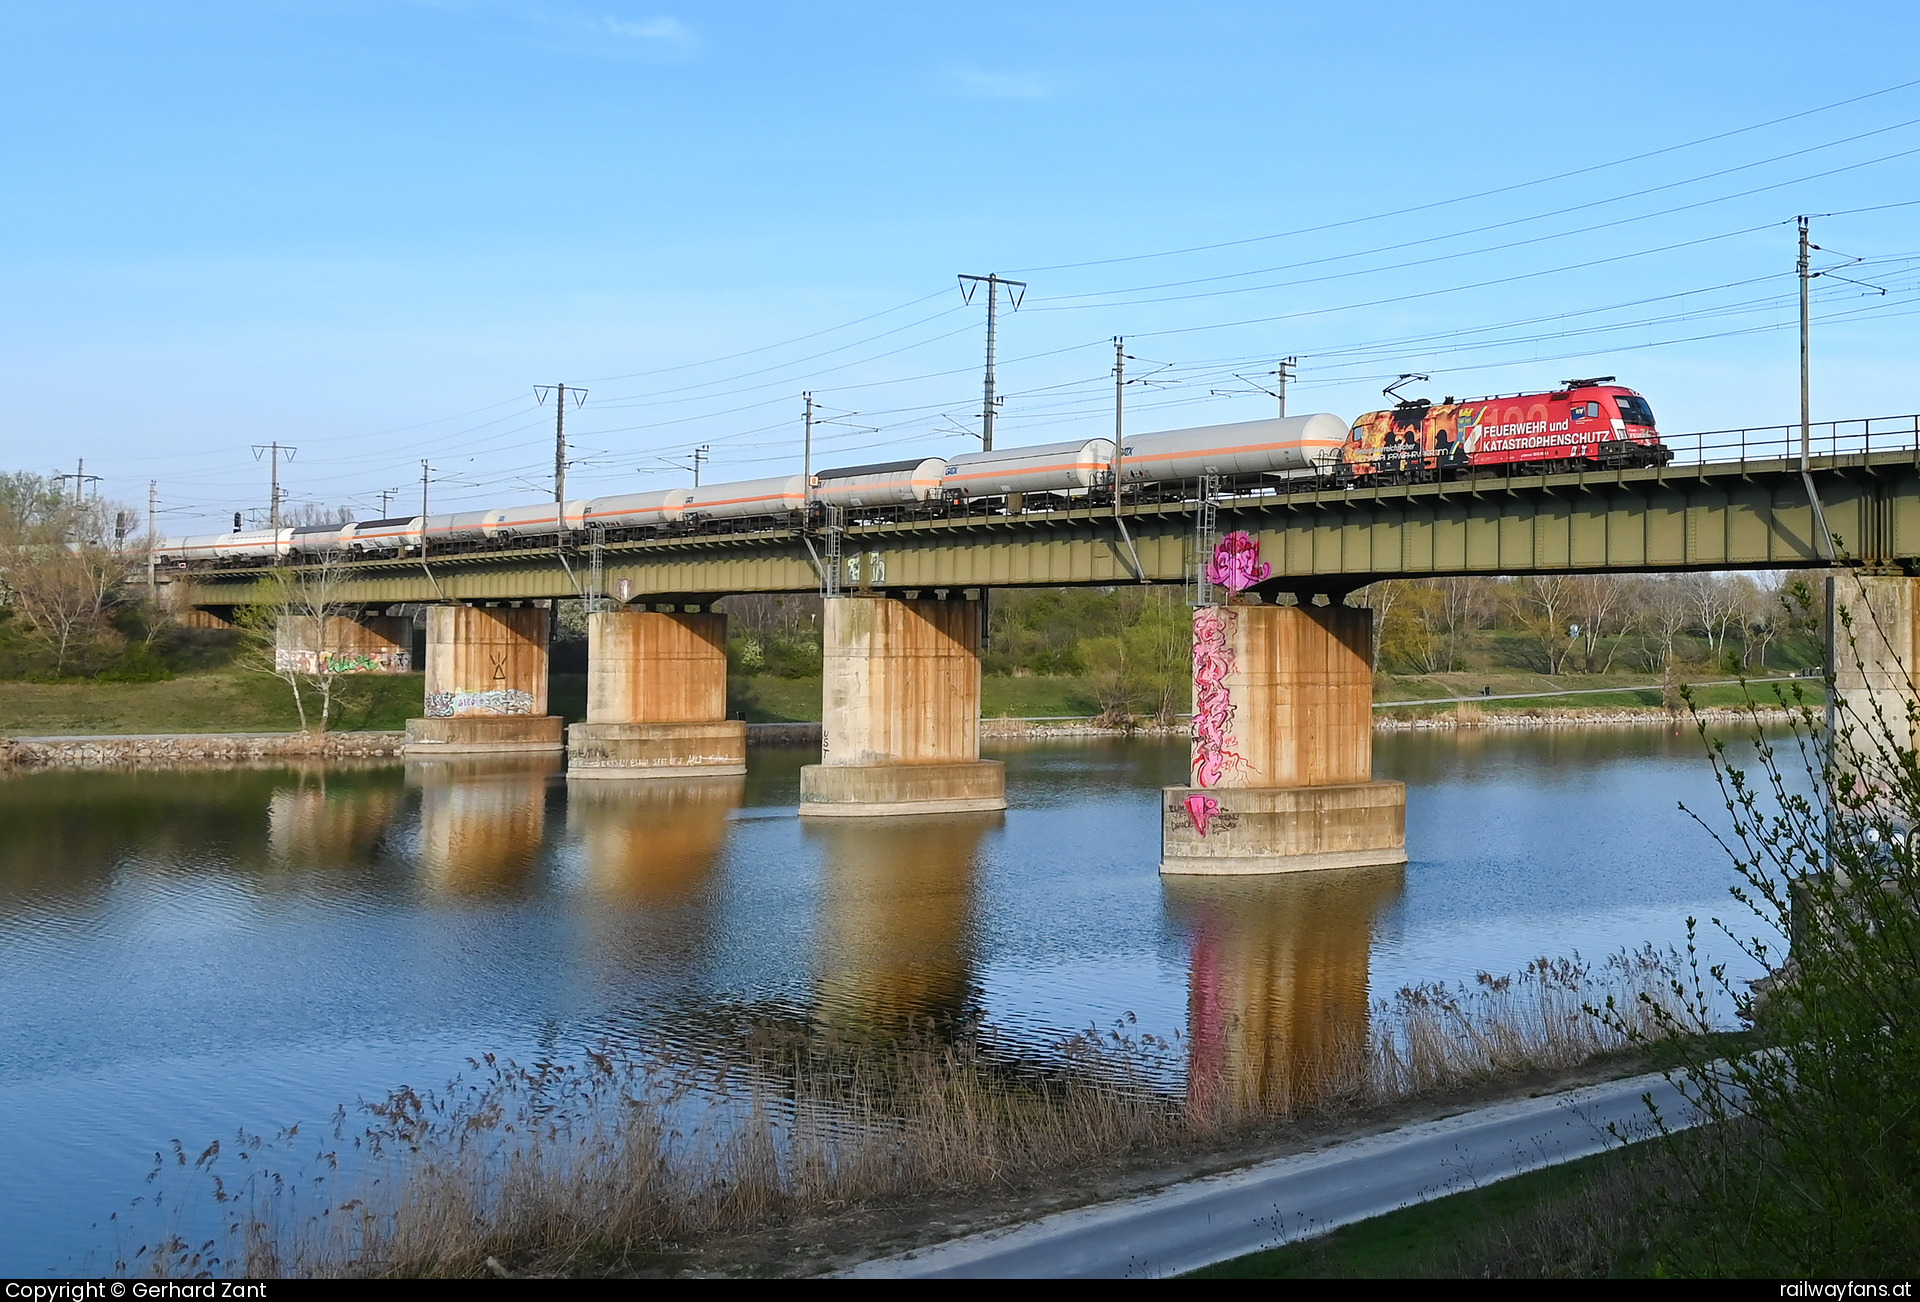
<box><xmin>844</xmin><ymin>1069</ymin><xmax>1696</xmax><ymax>1279</ymax></box>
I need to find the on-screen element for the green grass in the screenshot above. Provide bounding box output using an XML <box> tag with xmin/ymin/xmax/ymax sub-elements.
<box><xmin>726</xmin><ymin>674</ymin><xmax>824</xmax><ymax>723</ymax></box>
<box><xmin>1187</xmin><ymin>1144</ymin><xmax>1635</xmax><ymax>1279</ymax></box>
<box><xmin>1373</xmin><ymin>668</ymin><xmax>1825</xmax><ymax>714</ymax></box>
<box><xmin>725</xmin><ymin>675</ymin><xmax>1104</xmax><ymax>723</ymax></box>
<box><xmin>0</xmin><ymin>670</ymin><xmax>424</xmax><ymax>735</ymax></box>
<box><xmin>981</xmin><ymin>676</ymin><xmax>1101</xmax><ymax>718</ymax></box>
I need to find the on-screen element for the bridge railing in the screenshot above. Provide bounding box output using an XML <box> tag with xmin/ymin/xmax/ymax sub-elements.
<box><xmin>1676</xmin><ymin>413</ymin><xmax>1920</xmax><ymax>468</ymax></box>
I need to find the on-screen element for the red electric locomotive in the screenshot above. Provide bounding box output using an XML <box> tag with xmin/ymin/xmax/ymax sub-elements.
<box><xmin>1342</xmin><ymin>377</ymin><xmax>1671</xmax><ymax>482</ymax></box>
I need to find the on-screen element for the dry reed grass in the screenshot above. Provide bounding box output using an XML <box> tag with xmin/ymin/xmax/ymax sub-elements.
<box><xmin>121</xmin><ymin>947</ymin><xmax>1691</xmax><ymax>1278</ymax></box>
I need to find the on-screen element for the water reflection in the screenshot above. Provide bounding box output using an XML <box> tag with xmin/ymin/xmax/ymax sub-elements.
<box><xmin>408</xmin><ymin>755</ymin><xmax>562</xmax><ymax>896</ymax></box>
<box><xmin>809</xmin><ymin>812</ymin><xmax>1001</xmax><ymax>1036</ymax></box>
<box><xmin>1164</xmin><ymin>865</ymin><xmax>1404</xmax><ymax>1115</ymax></box>
<box><xmin>566</xmin><ymin>776</ymin><xmax>744</xmax><ymax>905</ymax></box>
<box><xmin>267</xmin><ymin>771</ymin><xmax>403</xmax><ymax>869</ymax></box>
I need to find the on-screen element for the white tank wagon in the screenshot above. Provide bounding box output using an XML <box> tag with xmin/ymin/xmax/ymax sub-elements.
<box><xmin>479</xmin><ymin>500</ymin><xmax>582</xmax><ymax>541</ymax></box>
<box><xmin>157</xmin><ymin>413</ymin><xmax>1392</xmax><ymax>572</ymax></box>
<box><xmin>683</xmin><ymin>474</ymin><xmax>807</xmax><ymax>523</ymax></box>
<box><xmin>1118</xmin><ymin>413</ymin><xmax>1349</xmax><ymax>484</ymax></box>
<box><xmin>941</xmin><ymin>437</ymin><xmax>1117</xmax><ymax>500</ymax></box>
<box><xmin>416</xmin><ymin>509</ymin><xmax>493</xmax><ymax>546</ymax></box>
<box><xmin>344</xmin><ymin>517</ymin><xmax>419</xmax><ymax>557</ymax></box>
<box><xmin>286</xmin><ymin>522</ymin><xmax>353</xmax><ymax>559</ymax></box>
<box><xmin>577</xmin><ymin>487</ymin><xmax>691</xmax><ymax>534</ymax></box>
<box><xmin>156</xmin><ymin>527</ymin><xmax>292</xmax><ymax>565</ymax></box>
<box><xmin>812</xmin><ymin>457</ymin><xmax>946</xmax><ymax>510</ymax></box>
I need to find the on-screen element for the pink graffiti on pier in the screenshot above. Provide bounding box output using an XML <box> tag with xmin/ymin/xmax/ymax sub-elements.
<box><xmin>1205</xmin><ymin>531</ymin><xmax>1272</xmax><ymax>594</ymax></box>
<box><xmin>1190</xmin><ymin>605</ymin><xmax>1243</xmax><ymax>788</ymax></box>
<box><xmin>1183</xmin><ymin>793</ymin><xmax>1221</xmax><ymax>836</ymax></box>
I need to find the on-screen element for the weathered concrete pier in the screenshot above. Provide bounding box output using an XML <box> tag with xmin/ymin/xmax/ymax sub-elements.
<box><xmin>567</xmin><ymin>608</ymin><xmax>747</xmax><ymax>778</ymax></box>
<box><xmin>800</xmin><ymin>593</ymin><xmax>1007</xmax><ymax>817</ymax></box>
<box><xmin>1162</xmin><ymin>535</ymin><xmax>1406</xmax><ymax>874</ymax></box>
<box><xmin>403</xmin><ymin>604</ymin><xmax>564</xmax><ymax>755</ymax></box>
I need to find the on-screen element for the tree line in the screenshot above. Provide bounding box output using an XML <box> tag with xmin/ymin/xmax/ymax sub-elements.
<box><xmin>0</xmin><ymin>471</ymin><xmax>168</xmax><ymax>680</ymax></box>
<box><xmin>1369</xmin><ymin>571</ymin><xmax>1823</xmax><ymax>677</ymax></box>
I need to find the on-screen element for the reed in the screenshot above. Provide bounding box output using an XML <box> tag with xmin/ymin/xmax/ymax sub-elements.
<box><xmin>122</xmin><ymin>947</ymin><xmax>1688</xmax><ymax>1278</ymax></box>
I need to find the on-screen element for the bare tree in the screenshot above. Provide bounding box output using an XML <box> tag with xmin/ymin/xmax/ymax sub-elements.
<box><xmin>1359</xmin><ymin>580</ymin><xmax>1404</xmax><ymax>670</ymax></box>
<box><xmin>1742</xmin><ymin>571</ymin><xmax>1790</xmax><ymax>671</ymax></box>
<box><xmin>1569</xmin><ymin>575</ymin><xmax>1634</xmax><ymax>673</ymax></box>
<box><xmin>1505</xmin><ymin>575</ymin><xmax>1580</xmax><ymax>673</ymax></box>
<box><xmin>1682</xmin><ymin>571</ymin><xmax>1747</xmax><ymax>660</ymax></box>
<box><xmin>0</xmin><ymin>479</ymin><xmax>138</xmax><ymax>674</ymax></box>
<box><xmin>1635</xmin><ymin>575</ymin><xmax>1694</xmax><ymax>671</ymax></box>
<box><xmin>1436</xmin><ymin>576</ymin><xmax>1494</xmax><ymax>672</ymax></box>
<box><xmin>236</xmin><ymin>550</ymin><xmax>363</xmax><ymax>733</ymax></box>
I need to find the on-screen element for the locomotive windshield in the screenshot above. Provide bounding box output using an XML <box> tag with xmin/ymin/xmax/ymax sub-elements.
<box><xmin>1615</xmin><ymin>395</ymin><xmax>1656</xmax><ymax>427</ymax></box>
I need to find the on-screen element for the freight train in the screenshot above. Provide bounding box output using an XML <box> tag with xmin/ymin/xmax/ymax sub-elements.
<box><xmin>156</xmin><ymin>380</ymin><xmax>1669</xmax><ymax>568</ymax></box>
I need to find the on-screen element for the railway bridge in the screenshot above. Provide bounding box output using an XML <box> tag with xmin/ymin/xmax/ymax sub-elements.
<box><xmin>165</xmin><ymin>417</ymin><xmax>1920</xmax><ymax>875</ymax></box>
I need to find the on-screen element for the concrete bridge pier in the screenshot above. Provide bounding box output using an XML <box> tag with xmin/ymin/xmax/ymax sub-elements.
<box><xmin>567</xmin><ymin>608</ymin><xmax>747</xmax><ymax>778</ymax></box>
<box><xmin>273</xmin><ymin>611</ymin><xmax>413</xmax><ymax>674</ymax></box>
<box><xmin>1162</xmin><ymin>600</ymin><xmax>1407</xmax><ymax>874</ymax></box>
<box><xmin>799</xmin><ymin>593</ymin><xmax>1007</xmax><ymax>817</ymax></box>
<box><xmin>404</xmin><ymin>604</ymin><xmax>565</xmax><ymax>755</ymax></box>
<box><xmin>1829</xmin><ymin>572</ymin><xmax>1920</xmax><ymax>755</ymax></box>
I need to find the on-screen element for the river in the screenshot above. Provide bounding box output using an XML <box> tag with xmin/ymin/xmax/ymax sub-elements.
<box><xmin>0</xmin><ymin>726</ymin><xmax>1778</xmax><ymax>1274</ymax></box>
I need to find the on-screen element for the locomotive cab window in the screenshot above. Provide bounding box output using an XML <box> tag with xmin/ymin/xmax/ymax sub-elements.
<box><xmin>1614</xmin><ymin>396</ymin><xmax>1656</xmax><ymax>427</ymax></box>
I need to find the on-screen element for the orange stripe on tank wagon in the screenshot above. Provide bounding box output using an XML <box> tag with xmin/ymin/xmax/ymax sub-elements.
<box><xmin>691</xmin><ymin>494</ymin><xmax>798</xmax><ymax>508</ymax></box>
<box><xmin>1124</xmin><ymin>439</ymin><xmax>1344</xmax><ymax>468</ymax></box>
<box><xmin>945</xmin><ymin>461</ymin><xmax>1088</xmax><ymax>482</ymax></box>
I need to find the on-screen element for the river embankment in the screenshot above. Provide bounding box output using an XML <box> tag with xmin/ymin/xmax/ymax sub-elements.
<box><xmin>0</xmin><ymin>706</ymin><xmax>1804</xmax><ymax>769</ymax></box>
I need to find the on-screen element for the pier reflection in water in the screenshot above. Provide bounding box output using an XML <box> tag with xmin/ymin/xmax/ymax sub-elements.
<box><xmin>810</xmin><ymin>812</ymin><xmax>1001</xmax><ymax>1036</ymax></box>
<box><xmin>409</xmin><ymin>755</ymin><xmax>563</xmax><ymax>896</ymax></box>
<box><xmin>566</xmin><ymin>775</ymin><xmax>745</xmax><ymax>905</ymax></box>
<box><xmin>267</xmin><ymin>769</ymin><xmax>403</xmax><ymax>871</ymax></box>
<box><xmin>1164</xmin><ymin>865</ymin><xmax>1405</xmax><ymax>1115</ymax></box>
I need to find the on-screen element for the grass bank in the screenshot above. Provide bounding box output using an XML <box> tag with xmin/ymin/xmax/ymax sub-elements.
<box><xmin>1189</xmin><ymin>1142</ymin><xmax>1650</xmax><ymax>1278</ymax></box>
<box><xmin>0</xmin><ymin>670</ymin><xmax>426</xmax><ymax>735</ymax></box>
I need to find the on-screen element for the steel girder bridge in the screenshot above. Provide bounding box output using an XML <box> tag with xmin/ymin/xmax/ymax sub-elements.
<box><xmin>166</xmin><ymin>415</ymin><xmax>1920</xmax><ymax>615</ymax></box>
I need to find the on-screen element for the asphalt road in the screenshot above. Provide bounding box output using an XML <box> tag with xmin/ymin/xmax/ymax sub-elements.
<box><xmin>843</xmin><ymin>1069</ymin><xmax>1697</xmax><ymax>1279</ymax></box>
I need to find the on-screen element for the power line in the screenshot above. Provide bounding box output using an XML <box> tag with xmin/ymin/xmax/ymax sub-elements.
<box><xmin>1034</xmin><ymin>115</ymin><xmax>1920</xmax><ymax>305</ymax></box>
<box><xmin>1033</xmin><ymin>143</ymin><xmax>1920</xmax><ymax>315</ymax></box>
<box><xmin>1007</xmin><ymin>74</ymin><xmax>1920</xmax><ymax>274</ymax></box>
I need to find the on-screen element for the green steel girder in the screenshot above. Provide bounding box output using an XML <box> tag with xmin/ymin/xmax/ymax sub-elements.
<box><xmin>167</xmin><ymin>452</ymin><xmax>1920</xmax><ymax>610</ymax></box>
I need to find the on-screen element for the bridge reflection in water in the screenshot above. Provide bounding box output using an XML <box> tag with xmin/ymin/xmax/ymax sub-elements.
<box><xmin>808</xmin><ymin>812</ymin><xmax>1001</xmax><ymax>1037</ymax></box>
<box><xmin>408</xmin><ymin>755</ymin><xmax>563</xmax><ymax>895</ymax></box>
<box><xmin>1165</xmin><ymin>865</ymin><xmax>1404</xmax><ymax>1116</ymax></box>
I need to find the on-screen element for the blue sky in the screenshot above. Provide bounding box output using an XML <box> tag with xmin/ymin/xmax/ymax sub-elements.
<box><xmin>5</xmin><ymin>1</ymin><xmax>1920</xmax><ymax>532</ymax></box>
